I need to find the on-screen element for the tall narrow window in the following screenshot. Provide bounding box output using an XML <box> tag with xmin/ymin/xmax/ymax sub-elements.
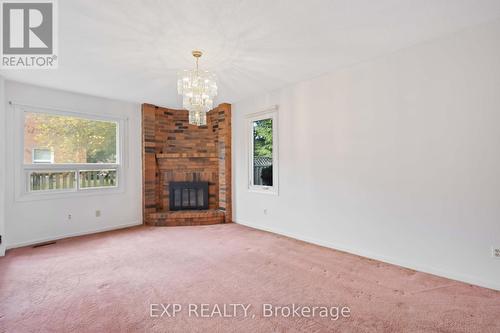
<box><xmin>248</xmin><ymin>109</ymin><xmax>278</xmax><ymax>194</ymax></box>
<box><xmin>21</xmin><ymin>108</ymin><xmax>121</xmax><ymax>194</ymax></box>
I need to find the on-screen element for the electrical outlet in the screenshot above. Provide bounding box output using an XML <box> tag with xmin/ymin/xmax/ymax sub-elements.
<box><xmin>67</xmin><ymin>214</ymin><xmax>72</xmax><ymax>221</ymax></box>
<box><xmin>95</xmin><ymin>210</ymin><xmax>101</xmax><ymax>217</ymax></box>
<box><xmin>492</xmin><ymin>248</ymin><xmax>500</xmax><ymax>259</ymax></box>
<box><xmin>263</xmin><ymin>208</ymin><xmax>267</xmax><ymax>215</ymax></box>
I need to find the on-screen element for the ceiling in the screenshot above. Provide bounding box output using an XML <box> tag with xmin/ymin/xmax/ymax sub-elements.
<box><xmin>2</xmin><ymin>0</ymin><xmax>500</xmax><ymax>108</ymax></box>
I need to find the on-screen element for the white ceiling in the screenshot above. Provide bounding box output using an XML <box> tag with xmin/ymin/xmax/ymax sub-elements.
<box><xmin>2</xmin><ymin>0</ymin><xmax>500</xmax><ymax>107</ymax></box>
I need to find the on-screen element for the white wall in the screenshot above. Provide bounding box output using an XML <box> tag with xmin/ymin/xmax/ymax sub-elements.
<box><xmin>233</xmin><ymin>19</ymin><xmax>500</xmax><ymax>290</ymax></box>
<box><xmin>0</xmin><ymin>77</ymin><xmax>5</xmax><ymax>255</ymax></box>
<box><xmin>2</xmin><ymin>81</ymin><xmax>142</xmax><ymax>249</ymax></box>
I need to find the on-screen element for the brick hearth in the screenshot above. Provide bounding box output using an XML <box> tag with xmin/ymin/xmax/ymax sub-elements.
<box><xmin>142</xmin><ymin>103</ymin><xmax>232</xmax><ymax>226</ymax></box>
<box><xmin>147</xmin><ymin>210</ymin><xmax>225</xmax><ymax>227</ymax></box>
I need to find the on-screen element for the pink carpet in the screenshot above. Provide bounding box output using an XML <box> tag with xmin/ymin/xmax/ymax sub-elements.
<box><xmin>1</xmin><ymin>224</ymin><xmax>499</xmax><ymax>332</ymax></box>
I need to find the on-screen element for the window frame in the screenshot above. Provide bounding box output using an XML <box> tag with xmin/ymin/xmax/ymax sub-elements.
<box><xmin>247</xmin><ymin>106</ymin><xmax>279</xmax><ymax>195</ymax></box>
<box><xmin>13</xmin><ymin>103</ymin><xmax>127</xmax><ymax>201</ymax></box>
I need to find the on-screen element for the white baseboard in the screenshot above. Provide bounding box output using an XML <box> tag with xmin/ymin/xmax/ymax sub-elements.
<box><xmin>235</xmin><ymin>219</ymin><xmax>500</xmax><ymax>292</ymax></box>
<box><xmin>5</xmin><ymin>221</ymin><xmax>142</xmax><ymax>251</ymax></box>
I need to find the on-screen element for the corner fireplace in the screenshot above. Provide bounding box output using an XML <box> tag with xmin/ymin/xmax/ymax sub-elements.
<box><xmin>169</xmin><ymin>181</ymin><xmax>209</xmax><ymax>211</ymax></box>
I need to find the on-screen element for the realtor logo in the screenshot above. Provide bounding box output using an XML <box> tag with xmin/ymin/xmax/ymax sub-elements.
<box><xmin>1</xmin><ymin>0</ymin><xmax>58</xmax><ymax>68</ymax></box>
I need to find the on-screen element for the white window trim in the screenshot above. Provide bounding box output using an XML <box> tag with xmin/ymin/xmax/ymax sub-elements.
<box><xmin>247</xmin><ymin>105</ymin><xmax>279</xmax><ymax>195</ymax></box>
<box><xmin>12</xmin><ymin>102</ymin><xmax>128</xmax><ymax>201</ymax></box>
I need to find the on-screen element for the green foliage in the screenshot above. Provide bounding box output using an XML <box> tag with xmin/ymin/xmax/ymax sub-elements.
<box><xmin>253</xmin><ymin>118</ymin><xmax>273</xmax><ymax>157</ymax></box>
<box><xmin>28</xmin><ymin>113</ymin><xmax>117</xmax><ymax>163</ymax></box>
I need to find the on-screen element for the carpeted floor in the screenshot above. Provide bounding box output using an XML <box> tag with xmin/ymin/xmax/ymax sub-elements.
<box><xmin>0</xmin><ymin>224</ymin><xmax>499</xmax><ymax>333</ymax></box>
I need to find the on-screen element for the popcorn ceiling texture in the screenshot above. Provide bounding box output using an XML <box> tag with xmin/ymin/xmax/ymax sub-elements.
<box><xmin>2</xmin><ymin>2</ymin><xmax>500</xmax><ymax>107</ymax></box>
<box><xmin>1</xmin><ymin>224</ymin><xmax>499</xmax><ymax>332</ymax></box>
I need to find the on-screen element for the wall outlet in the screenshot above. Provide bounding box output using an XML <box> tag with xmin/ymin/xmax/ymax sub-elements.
<box><xmin>95</xmin><ymin>210</ymin><xmax>101</xmax><ymax>217</ymax></box>
<box><xmin>67</xmin><ymin>214</ymin><xmax>72</xmax><ymax>221</ymax></box>
<box><xmin>263</xmin><ymin>208</ymin><xmax>267</xmax><ymax>215</ymax></box>
<box><xmin>492</xmin><ymin>247</ymin><xmax>500</xmax><ymax>259</ymax></box>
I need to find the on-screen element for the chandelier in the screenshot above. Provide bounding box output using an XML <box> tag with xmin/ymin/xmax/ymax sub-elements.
<box><xmin>177</xmin><ymin>50</ymin><xmax>218</xmax><ymax>126</ymax></box>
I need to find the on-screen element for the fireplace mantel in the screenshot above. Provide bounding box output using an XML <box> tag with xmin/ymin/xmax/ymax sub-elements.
<box><xmin>155</xmin><ymin>152</ymin><xmax>217</xmax><ymax>159</ymax></box>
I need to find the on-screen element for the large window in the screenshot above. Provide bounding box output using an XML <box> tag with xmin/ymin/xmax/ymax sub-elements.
<box><xmin>20</xmin><ymin>108</ymin><xmax>121</xmax><ymax>195</ymax></box>
<box><xmin>248</xmin><ymin>108</ymin><xmax>278</xmax><ymax>194</ymax></box>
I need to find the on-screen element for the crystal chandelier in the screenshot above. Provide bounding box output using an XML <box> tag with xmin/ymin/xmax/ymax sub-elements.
<box><xmin>177</xmin><ymin>50</ymin><xmax>218</xmax><ymax>126</ymax></box>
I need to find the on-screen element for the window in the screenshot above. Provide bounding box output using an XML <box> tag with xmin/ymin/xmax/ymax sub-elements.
<box><xmin>29</xmin><ymin>171</ymin><xmax>76</xmax><ymax>191</ymax></box>
<box><xmin>24</xmin><ymin>112</ymin><xmax>117</xmax><ymax>164</ymax></box>
<box><xmin>20</xmin><ymin>107</ymin><xmax>122</xmax><ymax>195</ymax></box>
<box><xmin>32</xmin><ymin>148</ymin><xmax>54</xmax><ymax>163</ymax></box>
<box><xmin>79</xmin><ymin>169</ymin><xmax>117</xmax><ymax>189</ymax></box>
<box><xmin>248</xmin><ymin>108</ymin><xmax>278</xmax><ymax>194</ymax></box>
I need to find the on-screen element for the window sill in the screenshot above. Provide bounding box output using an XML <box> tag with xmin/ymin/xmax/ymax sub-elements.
<box><xmin>16</xmin><ymin>186</ymin><xmax>125</xmax><ymax>202</ymax></box>
<box><xmin>248</xmin><ymin>186</ymin><xmax>279</xmax><ymax>196</ymax></box>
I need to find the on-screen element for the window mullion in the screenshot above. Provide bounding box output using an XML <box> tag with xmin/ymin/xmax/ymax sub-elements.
<box><xmin>76</xmin><ymin>168</ymin><xmax>81</xmax><ymax>190</ymax></box>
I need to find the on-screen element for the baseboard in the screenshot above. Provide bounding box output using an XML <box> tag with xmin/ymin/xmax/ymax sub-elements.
<box><xmin>5</xmin><ymin>221</ymin><xmax>142</xmax><ymax>250</ymax></box>
<box><xmin>235</xmin><ymin>219</ymin><xmax>500</xmax><ymax>292</ymax></box>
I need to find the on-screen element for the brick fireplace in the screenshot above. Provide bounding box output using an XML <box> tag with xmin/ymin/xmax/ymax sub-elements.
<box><xmin>142</xmin><ymin>103</ymin><xmax>232</xmax><ymax>226</ymax></box>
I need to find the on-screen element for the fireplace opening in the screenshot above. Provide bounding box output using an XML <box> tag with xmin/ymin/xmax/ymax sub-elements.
<box><xmin>169</xmin><ymin>181</ymin><xmax>209</xmax><ymax>211</ymax></box>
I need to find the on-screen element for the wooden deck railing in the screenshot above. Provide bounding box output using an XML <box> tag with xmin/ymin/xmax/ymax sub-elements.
<box><xmin>29</xmin><ymin>169</ymin><xmax>117</xmax><ymax>191</ymax></box>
